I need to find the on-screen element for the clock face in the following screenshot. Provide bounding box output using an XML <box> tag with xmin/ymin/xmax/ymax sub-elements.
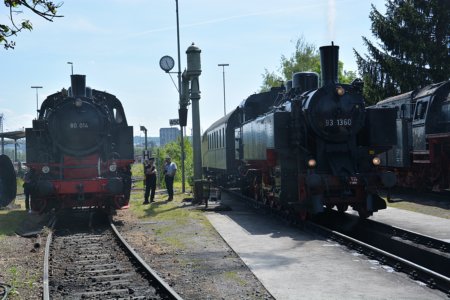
<box><xmin>159</xmin><ymin>55</ymin><xmax>175</xmax><ymax>72</ymax></box>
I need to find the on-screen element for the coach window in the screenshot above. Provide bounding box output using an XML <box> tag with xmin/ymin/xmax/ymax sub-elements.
<box><xmin>222</xmin><ymin>128</ymin><xmax>225</xmax><ymax>148</ymax></box>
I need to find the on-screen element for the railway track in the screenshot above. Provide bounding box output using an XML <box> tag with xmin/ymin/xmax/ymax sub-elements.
<box><xmin>224</xmin><ymin>188</ymin><xmax>450</xmax><ymax>296</ymax></box>
<box><xmin>309</xmin><ymin>211</ymin><xmax>450</xmax><ymax>295</ymax></box>
<box><xmin>43</xmin><ymin>212</ymin><xmax>182</xmax><ymax>300</ymax></box>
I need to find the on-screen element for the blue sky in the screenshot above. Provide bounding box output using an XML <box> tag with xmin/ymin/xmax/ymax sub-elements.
<box><xmin>0</xmin><ymin>0</ymin><xmax>386</xmax><ymax>137</ymax></box>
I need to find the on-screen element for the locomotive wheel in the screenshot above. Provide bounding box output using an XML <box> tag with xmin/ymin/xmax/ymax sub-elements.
<box><xmin>299</xmin><ymin>210</ymin><xmax>307</xmax><ymax>221</ymax></box>
<box><xmin>336</xmin><ymin>204</ymin><xmax>348</xmax><ymax>213</ymax></box>
<box><xmin>30</xmin><ymin>197</ymin><xmax>48</xmax><ymax>214</ymax></box>
<box><xmin>357</xmin><ymin>208</ymin><xmax>373</xmax><ymax>219</ymax></box>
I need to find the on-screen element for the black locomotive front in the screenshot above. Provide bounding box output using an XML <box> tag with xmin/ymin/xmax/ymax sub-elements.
<box><xmin>289</xmin><ymin>45</ymin><xmax>396</xmax><ymax>217</ymax></box>
<box><xmin>26</xmin><ymin>75</ymin><xmax>134</xmax><ymax>212</ymax></box>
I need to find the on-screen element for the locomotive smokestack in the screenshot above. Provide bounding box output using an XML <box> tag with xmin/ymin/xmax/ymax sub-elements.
<box><xmin>71</xmin><ymin>74</ymin><xmax>86</xmax><ymax>97</ymax></box>
<box><xmin>319</xmin><ymin>43</ymin><xmax>339</xmax><ymax>86</ymax></box>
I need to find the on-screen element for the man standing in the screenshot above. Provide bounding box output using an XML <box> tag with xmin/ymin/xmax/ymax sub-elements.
<box><xmin>23</xmin><ymin>169</ymin><xmax>33</xmax><ymax>212</ymax></box>
<box><xmin>164</xmin><ymin>156</ymin><xmax>177</xmax><ymax>201</ymax></box>
<box><xmin>143</xmin><ymin>157</ymin><xmax>157</xmax><ymax>204</ymax></box>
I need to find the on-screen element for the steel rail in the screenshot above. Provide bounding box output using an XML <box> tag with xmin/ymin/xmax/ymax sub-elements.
<box><xmin>305</xmin><ymin>221</ymin><xmax>450</xmax><ymax>296</ymax></box>
<box><xmin>109</xmin><ymin>220</ymin><xmax>183</xmax><ymax>300</ymax></box>
<box><xmin>361</xmin><ymin>217</ymin><xmax>449</xmax><ymax>253</ymax></box>
<box><xmin>42</xmin><ymin>216</ymin><xmax>56</xmax><ymax>300</ymax></box>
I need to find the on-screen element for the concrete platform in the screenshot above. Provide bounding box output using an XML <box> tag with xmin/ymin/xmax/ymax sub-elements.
<box><xmin>348</xmin><ymin>207</ymin><xmax>450</xmax><ymax>242</ymax></box>
<box><xmin>206</xmin><ymin>193</ymin><xmax>448</xmax><ymax>299</ymax></box>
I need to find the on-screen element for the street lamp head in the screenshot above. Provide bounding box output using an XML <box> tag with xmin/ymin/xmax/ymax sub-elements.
<box><xmin>218</xmin><ymin>63</ymin><xmax>229</xmax><ymax>67</ymax></box>
<box><xmin>67</xmin><ymin>62</ymin><xmax>74</xmax><ymax>75</ymax></box>
<box><xmin>31</xmin><ymin>86</ymin><xmax>43</xmax><ymax>89</ymax></box>
<box><xmin>140</xmin><ymin>126</ymin><xmax>147</xmax><ymax>132</ymax></box>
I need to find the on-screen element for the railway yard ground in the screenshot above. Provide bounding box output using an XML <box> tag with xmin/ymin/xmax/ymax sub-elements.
<box><xmin>0</xmin><ymin>187</ymin><xmax>449</xmax><ymax>299</ymax></box>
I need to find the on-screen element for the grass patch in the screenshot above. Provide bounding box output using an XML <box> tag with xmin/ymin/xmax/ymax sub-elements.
<box><xmin>17</xmin><ymin>177</ymin><xmax>24</xmax><ymax>194</ymax></box>
<box><xmin>5</xmin><ymin>266</ymin><xmax>40</xmax><ymax>298</ymax></box>
<box><xmin>0</xmin><ymin>208</ymin><xmax>27</xmax><ymax>237</ymax></box>
<box><xmin>127</xmin><ymin>188</ymin><xmax>214</xmax><ymax>250</ymax></box>
<box><xmin>224</xmin><ymin>271</ymin><xmax>247</xmax><ymax>286</ymax></box>
<box><xmin>130</xmin><ymin>192</ymin><xmax>200</xmax><ymax>223</ymax></box>
<box><xmin>131</xmin><ymin>163</ymin><xmax>145</xmax><ymax>178</ymax></box>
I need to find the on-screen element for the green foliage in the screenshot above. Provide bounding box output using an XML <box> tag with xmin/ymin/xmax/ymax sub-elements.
<box><xmin>339</xmin><ymin>62</ymin><xmax>358</xmax><ymax>84</ymax></box>
<box><xmin>280</xmin><ymin>38</ymin><xmax>321</xmax><ymax>79</ymax></box>
<box><xmin>355</xmin><ymin>0</ymin><xmax>450</xmax><ymax>104</ymax></box>
<box><xmin>155</xmin><ymin>136</ymin><xmax>193</xmax><ymax>186</ymax></box>
<box><xmin>1</xmin><ymin>0</ymin><xmax>63</xmax><ymax>49</ymax></box>
<box><xmin>260</xmin><ymin>69</ymin><xmax>283</xmax><ymax>92</ymax></box>
<box><xmin>260</xmin><ymin>36</ymin><xmax>356</xmax><ymax>91</ymax></box>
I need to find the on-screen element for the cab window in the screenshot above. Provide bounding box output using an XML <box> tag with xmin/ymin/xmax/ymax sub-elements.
<box><xmin>414</xmin><ymin>100</ymin><xmax>428</xmax><ymax>120</ymax></box>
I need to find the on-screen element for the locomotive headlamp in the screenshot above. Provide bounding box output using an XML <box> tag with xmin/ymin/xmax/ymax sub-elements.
<box><xmin>42</xmin><ymin>165</ymin><xmax>50</xmax><ymax>174</ymax></box>
<box><xmin>75</xmin><ymin>98</ymin><xmax>83</xmax><ymax>107</ymax></box>
<box><xmin>307</xmin><ymin>159</ymin><xmax>317</xmax><ymax>168</ymax></box>
<box><xmin>336</xmin><ymin>86</ymin><xmax>345</xmax><ymax>96</ymax></box>
<box><xmin>372</xmin><ymin>157</ymin><xmax>381</xmax><ymax>166</ymax></box>
<box><xmin>109</xmin><ymin>163</ymin><xmax>117</xmax><ymax>172</ymax></box>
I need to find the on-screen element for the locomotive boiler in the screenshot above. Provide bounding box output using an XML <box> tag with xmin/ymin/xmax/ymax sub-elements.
<box><xmin>26</xmin><ymin>75</ymin><xmax>134</xmax><ymax>212</ymax></box>
<box><xmin>374</xmin><ymin>81</ymin><xmax>450</xmax><ymax>191</ymax></box>
<box><xmin>203</xmin><ymin>44</ymin><xmax>396</xmax><ymax>218</ymax></box>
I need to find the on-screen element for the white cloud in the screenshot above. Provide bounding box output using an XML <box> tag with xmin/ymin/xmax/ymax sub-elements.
<box><xmin>0</xmin><ymin>108</ymin><xmax>34</xmax><ymax>132</ymax></box>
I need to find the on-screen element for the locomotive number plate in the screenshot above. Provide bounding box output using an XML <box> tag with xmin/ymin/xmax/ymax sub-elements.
<box><xmin>69</xmin><ymin>122</ymin><xmax>89</xmax><ymax>129</ymax></box>
<box><xmin>349</xmin><ymin>176</ymin><xmax>358</xmax><ymax>185</ymax></box>
<box><xmin>325</xmin><ymin>118</ymin><xmax>352</xmax><ymax>127</ymax></box>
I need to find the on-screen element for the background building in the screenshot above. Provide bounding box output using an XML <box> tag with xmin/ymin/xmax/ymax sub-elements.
<box><xmin>159</xmin><ymin>127</ymin><xmax>180</xmax><ymax>147</ymax></box>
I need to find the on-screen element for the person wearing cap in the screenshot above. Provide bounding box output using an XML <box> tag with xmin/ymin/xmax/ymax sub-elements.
<box><xmin>163</xmin><ymin>156</ymin><xmax>177</xmax><ymax>201</ymax></box>
<box><xmin>143</xmin><ymin>157</ymin><xmax>157</xmax><ymax>204</ymax></box>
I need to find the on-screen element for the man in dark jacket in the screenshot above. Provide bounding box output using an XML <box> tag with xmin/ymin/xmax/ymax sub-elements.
<box><xmin>143</xmin><ymin>157</ymin><xmax>157</xmax><ymax>204</ymax></box>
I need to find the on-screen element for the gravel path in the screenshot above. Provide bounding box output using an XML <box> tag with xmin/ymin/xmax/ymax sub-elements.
<box><xmin>114</xmin><ymin>196</ymin><xmax>274</xmax><ymax>300</ymax></box>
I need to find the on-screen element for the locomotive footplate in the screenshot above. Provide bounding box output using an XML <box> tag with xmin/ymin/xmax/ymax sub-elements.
<box><xmin>40</xmin><ymin>178</ymin><xmax>123</xmax><ymax>195</ymax></box>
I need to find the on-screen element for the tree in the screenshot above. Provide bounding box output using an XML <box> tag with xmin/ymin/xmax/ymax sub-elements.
<box><xmin>1</xmin><ymin>0</ymin><xmax>63</xmax><ymax>49</ymax></box>
<box><xmin>260</xmin><ymin>37</ymin><xmax>357</xmax><ymax>92</ymax></box>
<box><xmin>354</xmin><ymin>0</ymin><xmax>450</xmax><ymax>104</ymax></box>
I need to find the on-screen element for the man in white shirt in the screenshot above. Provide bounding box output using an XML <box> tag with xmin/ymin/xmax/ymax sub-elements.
<box><xmin>163</xmin><ymin>156</ymin><xmax>177</xmax><ymax>201</ymax></box>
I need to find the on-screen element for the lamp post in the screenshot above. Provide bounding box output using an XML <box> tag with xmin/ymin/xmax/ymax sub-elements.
<box><xmin>31</xmin><ymin>86</ymin><xmax>43</xmax><ymax>119</ymax></box>
<box><xmin>175</xmin><ymin>0</ymin><xmax>186</xmax><ymax>193</ymax></box>
<box><xmin>67</xmin><ymin>62</ymin><xmax>73</xmax><ymax>75</ymax></box>
<box><xmin>140</xmin><ymin>126</ymin><xmax>148</xmax><ymax>150</ymax></box>
<box><xmin>218</xmin><ymin>63</ymin><xmax>229</xmax><ymax>116</ymax></box>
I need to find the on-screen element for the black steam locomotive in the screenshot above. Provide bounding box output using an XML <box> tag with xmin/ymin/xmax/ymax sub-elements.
<box><xmin>0</xmin><ymin>154</ymin><xmax>17</xmax><ymax>208</ymax></box>
<box><xmin>202</xmin><ymin>44</ymin><xmax>396</xmax><ymax>218</ymax></box>
<box><xmin>26</xmin><ymin>75</ymin><xmax>134</xmax><ymax>213</ymax></box>
<box><xmin>373</xmin><ymin>80</ymin><xmax>450</xmax><ymax>191</ymax></box>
